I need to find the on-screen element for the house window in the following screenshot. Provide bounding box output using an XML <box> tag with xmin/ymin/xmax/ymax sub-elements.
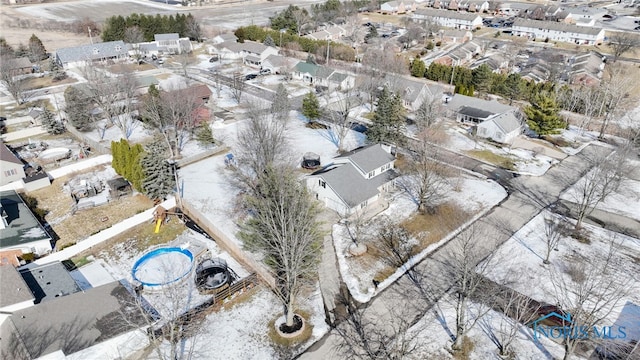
<box><xmin>368</xmin><ymin>171</ymin><xmax>375</xmax><ymax>178</ymax></box>
<box><xmin>360</xmin><ymin>200</ymin><xmax>368</xmax><ymax>209</ymax></box>
<box><xmin>319</xmin><ymin>179</ymin><xmax>326</xmax><ymax>188</ymax></box>
<box><xmin>115</xmin><ymin>45</ymin><xmax>122</xmax><ymax>51</ymax></box>
<box><xmin>4</xmin><ymin>169</ymin><xmax>17</xmax><ymax>177</ymax></box>
<box><xmin>93</xmin><ymin>48</ymin><xmax>100</xmax><ymax>54</ymax></box>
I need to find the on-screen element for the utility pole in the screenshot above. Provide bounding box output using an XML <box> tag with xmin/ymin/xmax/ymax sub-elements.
<box><xmin>326</xmin><ymin>37</ymin><xmax>330</xmax><ymax>64</ymax></box>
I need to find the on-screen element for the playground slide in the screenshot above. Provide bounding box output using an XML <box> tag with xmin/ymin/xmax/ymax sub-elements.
<box><xmin>154</xmin><ymin>219</ymin><xmax>162</xmax><ymax>233</ymax></box>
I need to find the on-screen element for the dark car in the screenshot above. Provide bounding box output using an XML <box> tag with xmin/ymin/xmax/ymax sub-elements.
<box><xmin>244</xmin><ymin>73</ymin><xmax>258</xmax><ymax>81</ymax></box>
<box><xmin>209</xmin><ymin>55</ymin><xmax>219</xmax><ymax>62</ymax></box>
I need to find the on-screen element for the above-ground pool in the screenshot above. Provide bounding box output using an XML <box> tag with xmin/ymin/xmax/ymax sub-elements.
<box><xmin>132</xmin><ymin>247</ymin><xmax>194</xmax><ymax>289</ymax></box>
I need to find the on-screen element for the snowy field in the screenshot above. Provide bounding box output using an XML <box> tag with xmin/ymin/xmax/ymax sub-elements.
<box><xmin>408</xmin><ymin>297</ymin><xmax>567</xmax><ymax>360</ymax></box>
<box><xmin>560</xmin><ymin>158</ymin><xmax>640</xmax><ymax>222</ymax></box>
<box><xmin>444</xmin><ymin>126</ymin><xmax>558</xmax><ymax>176</ymax></box>
<box><xmin>485</xmin><ymin>211</ymin><xmax>640</xmax><ymax>323</ymax></box>
<box><xmin>335</xmin><ymin>176</ymin><xmax>507</xmax><ymax>303</ymax></box>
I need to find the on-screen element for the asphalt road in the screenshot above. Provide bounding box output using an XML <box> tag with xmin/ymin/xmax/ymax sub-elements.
<box><xmin>298</xmin><ymin>144</ymin><xmax>613</xmax><ymax>359</ymax></box>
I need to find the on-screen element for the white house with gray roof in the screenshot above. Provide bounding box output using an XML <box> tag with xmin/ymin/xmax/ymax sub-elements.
<box><xmin>384</xmin><ymin>75</ymin><xmax>443</xmax><ymax>111</ymax></box>
<box><xmin>306</xmin><ymin>144</ymin><xmax>398</xmax><ymax>216</ymax></box>
<box><xmin>512</xmin><ymin>18</ymin><xmax>605</xmax><ymax>45</ymax></box>
<box><xmin>445</xmin><ymin>94</ymin><xmax>523</xmax><ymax>143</ymax></box>
<box><xmin>55</xmin><ymin>41</ymin><xmax>128</xmax><ymax>69</ymax></box>
<box><xmin>412</xmin><ymin>8</ymin><xmax>483</xmax><ymax>30</ymax></box>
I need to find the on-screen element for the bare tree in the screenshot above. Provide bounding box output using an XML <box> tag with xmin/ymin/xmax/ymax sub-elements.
<box><xmin>124</xmin><ymin>26</ymin><xmax>145</xmax><ymax>60</ymax></box>
<box><xmin>230</xmin><ymin>72</ymin><xmax>246</xmax><ymax>104</ymax></box>
<box><xmin>419</xmin><ymin>18</ymin><xmax>441</xmax><ymax>39</ymax></box>
<box><xmin>333</xmin><ymin>291</ymin><xmax>425</xmax><ymax>360</ymax></box>
<box><xmin>569</xmin><ymin>148</ymin><xmax>630</xmax><ymax>229</ymax></box>
<box><xmin>608</xmin><ymin>32</ymin><xmax>640</xmax><ymax>62</ymax></box>
<box><xmin>413</xmin><ymin>92</ymin><xmax>443</xmax><ymax>132</ymax></box>
<box><xmin>143</xmin><ymin>84</ymin><xmax>204</xmax><ymax>157</ymax></box>
<box><xmin>542</xmin><ymin>214</ymin><xmax>567</xmax><ymax>264</ymax></box>
<box><xmin>270</xmin><ymin>83</ymin><xmax>291</xmax><ymax>123</ymax></box>
<box><xmin>401</xmin><ymin>131</ymin><xmax>451</xmax><ymax>214</ymax></box>
<box><xmin>127</xmin><ymin>261</ymin><xmax>207</xmax><ymax>360</ymax></box>
<box><xmin>82</xmin><ymin>64</ymin><xmax>140</xmax><ymax>139</ymax></box>
<box><xmin>325</xmin><ymin>87</ymin><xmax>363</xmax><ymax>152</ymax></box>
<box><xmin>375</xmin><ymin>217</ymin><xmax>417</xmax><ymax>269</ymax></box>
<box><xmin>0</xmin><ymin>54</ymin><xmax>26</xmax><ymax>104</ymax></box>
<box><xmin>234</xmin><ymin>102</ymin><xmax>291</xmax><ymax>182</ymax></box>
<box><xmin>548</xmin><ymin>236</ymin><xmax>637</xmax><ymax>360</ymax></box>
<box><xmin>239</xmin><ymin>165</ymin><xmax>323</xmax><ymax>328</ymax></box>
<box><xmin>480</xmin><ymin>287</ymin><xmax>541</xmax><ymax>358</ymax></box>
<box><xmin>292</xmin><ymin>8</ymin><xmax>312</xmax><ymax>36</ymax></box>
<box><xmin>441</xmin><ymin>224</ymin><xmax>497</xmax><ymax>352</ymax></box>
<box><xmin>597</xmin><ymin>64</ymin><xmax>635</xmax><ymax>139</ymax></box>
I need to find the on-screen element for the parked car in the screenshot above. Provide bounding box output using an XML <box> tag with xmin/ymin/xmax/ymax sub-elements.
<box><xmin>157</xmin><ymin>58</ymin><xmax>164</xmax><ymax>64</ymax></box>
<box><xmin>151</xmin><ymin>54</ymin><xmax>158</xmax><ymax>61</ymax></box>
<box><xmin>244</xmin><ymin>73</ymin><xmax>258</xmax><ymax>81</ymax></box>
<box><xmin>209</xmin><ymin>55</ymin><xmax>219</xmax><ymax>62</ymax></box>
<box><xmin>259</xmin><ymin>68</ymin><xmax>271</xmax><ymax>75</ymax></box>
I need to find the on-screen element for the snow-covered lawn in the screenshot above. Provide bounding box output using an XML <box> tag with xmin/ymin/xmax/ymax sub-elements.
<box><xmin>336</xmin><ymin>176</ymin><xmax>507</xmax><ymax>303</ymax></box>
<box><xmin>560</xmin><ymin>158</ymin><xmax>640</xmax><ymax>222</ymax></box>
<box><xmin>408</xmin><ymin>297</ymin><xmax>568</xmax><ymax>360</ymax></box>
<box><xmin>485</xmin><ymin>211</ymin><xmax>640</xmax><ymax>322</ymax></box>
<box><xmin>445</xmin><ymin>126</ymin><xmax>558</xmax><ymax>176</ymax></box>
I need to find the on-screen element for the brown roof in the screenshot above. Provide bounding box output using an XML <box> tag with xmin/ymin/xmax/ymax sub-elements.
<box><xmin>0</xmin><ymin>143</ymin><xmax>22</xmax><ymax>165</ymax></box>
<box><xmin>5</xmin><ymin>57</ymin><xmax>32</xmax><ymax>70</ymax></box>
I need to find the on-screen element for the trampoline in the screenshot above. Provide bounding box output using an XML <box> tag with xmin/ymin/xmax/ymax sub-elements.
<box><xmin>195</xmin><ymin>258</ymin><xmax>232</xmax><ymax>291</ymax></box>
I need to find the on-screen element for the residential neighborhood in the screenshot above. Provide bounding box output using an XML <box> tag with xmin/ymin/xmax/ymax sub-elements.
<box><xmin>1</xmin><ymin>0</ymin><xmax>640</xmax><ymax>359</ymax></box>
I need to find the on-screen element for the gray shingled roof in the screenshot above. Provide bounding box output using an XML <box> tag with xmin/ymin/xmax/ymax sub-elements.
<box><xmin>239</xmin><ymin>41</ymin><xmax>271</xmax><ymax>55</ymax></box>
<box><xmin>154</xmin><ymin>33</ymin><xmax>179</xmax><ymax>41</ymax></box>
<box><xmin>488</xmin><ymin>112</ymin><xmax>522</xmax><ymax>134</ymax></box>
<box><xmin>5</xmin><ymin>57</ymin><xmax>32</xmax><ymax>70</ymax></box>
<box><xmin>414</xmin><ymin>8</ymin><xmax>482</xmax><ymax>21</ymax></box>
<box><xmin>0</xmin><ymin>190</ymin><xmax>52</xmax><ymax>250</ymax></box>
<box><xmin>56</xmin><ymin>41</ymin><xmax>127</xmax><ymax>64</ymax></box>
<box><xmin>1</xmin><ymin>143</ymin><xmax>22</xmax><ymax>165</ymax></box>
<box><xmin>19</xmin><ymin>262</ymin><xmax>82</xmax><ymax>304</ymax></box>
<box><xmin>0</xmin><ymin>281</ymin><xmax>146</xmax><ymax>359</ymax></box>
<box><xmin>335</xmin><ymin>144</ymin><xmax>396</xmax><ymax>174</ymax></box>
<box><xmin>316</xmin><ymin>164</ymin><xmax>398</xmax><ymax>207</ymax></box>
<box><xmin>0</xmin><ymin>265</ymin><xmax>34</xmax><ymax>308</ymax></box>
<box><xmin>262</xmin><ymin>54</ymin><xmax>291</xmax><ymax>68</ymax></box>
<box><xmin>446</xmin><ymin>94</ymin><xmax>515</xmax><ymax>116</ymax></box>
<box><xmin>513</xmin><ymin>18</ymin><xmax>604</xmax><ymax>36</ymax></box>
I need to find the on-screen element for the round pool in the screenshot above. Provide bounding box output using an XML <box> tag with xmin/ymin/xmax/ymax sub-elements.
<box><xmin>131</xmin><ymin>247</ymin><xmax>194</xmax><ymax>289</ymax></box>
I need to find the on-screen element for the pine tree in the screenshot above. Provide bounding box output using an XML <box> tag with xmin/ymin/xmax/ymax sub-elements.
<box><xmin>28</xmin><ymin>34</ymin><xmax>47</xmax><ymax>62</ymax></box>
<box><xmin>524</xmin><ymin>92</ymin><xmax>564</xmax><ymax>135</ymax></box>
<box><xmin>40</xmin><ymin>108</ymin><xmax>65</xmax><ymax>134</ymax></box>
<box><xmin>263</xmin><ymin>35</ymin><xmax>276</xmax><ymax>47</ymax></box>
<box><xmin>140</xmin><ymin>138</ymin><xmax>175</xmax><ymax>201</ymax></box>
<box><xmin>0</xmin><ymin>37</ymin><xmax>14</xmax><ymax>56</ymax></box>
<box><xmin>410</xmin><ymin>57</ymin><xmax>426</xmax><ymax>78</ymax></box>
<box><xmin>471</xmin><ymin>64</ymin><xmax>492</xmax><ymax>93</ymax></box>
<box><xmin>301</xmin><ymin>91</ymin><xmax>320</xmax><ymax>121</ymax></box>
<box><xmin>367</xmin><ymin>87</ymin><xmax>406</xmax><ymax>146</ymax></box>
<box><xmin>271</xmin><ymin>83</ymin><xmax>290</xmax><ymax>121</ymax></box>
<box><xmin>195</xmin><ymin>122</ymin><xmax>215</xmax><ymax>146</ymax></box>
<box><xmin>64</xmin><ymin>86</ymin><xmax>93</xmax><ymax>131</ymax></box>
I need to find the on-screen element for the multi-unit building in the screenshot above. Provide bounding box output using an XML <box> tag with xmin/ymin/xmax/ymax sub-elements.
<box><xmin>511</xmin><ymin>19</ymin><xmax>605</xmax><ymax>45</ymax></box>
<box><xmin>412</xmin><ymin>8</ymin><xmax>483</xmax><ymax>30</ymax></box>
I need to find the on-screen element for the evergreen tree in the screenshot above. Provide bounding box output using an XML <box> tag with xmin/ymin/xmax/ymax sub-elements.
<box><xmin>471</xmin><ymin>64</ymin><xmax>492</xmax><ymax>93</ymax></box>
<box><xmin>28</xmin><ymin>34</ymin><xmax>47</xmax><ymax>62</ymax></box>
<box><xmin>410</xmin><ymin>57</ymin><xmax>426</xmax><ymax>78</ymax></box>
<box><xmin>367</xmin><ymin>87</ymin><xmax>406</xmax><ymax>146</ymax></box>
<box><xmin>301</xmin><ymin>91</ymin><xmax>320</xmax><ymax>121</ymax></box>
<box><xmin>64</xmin><ymin>86</ymin><xmax>93</xmax><ymax>131</ymax></box>
<box><xmin>0</xmin><ymin>37</ymin><xmax>14</xmax><ymax>56</ymax></box>
<box><xmin>140</xmin><ymin>138</ymin><xmax>175</xmax><ymax>201</ymax></box>
<box><xmin>263</xmin><ymin>34</ymin><xmax>276</xmax><ymax>47</ymax></box>
<box><xmin>271</xmin><ymin>83</ymin><xmax>290</xmax><ymax>121</ymax></box>
<box><xmin>40</xmin><ymin>108</ymin><xmax>65</xmax><ymax>135</ymax></box>
<box><xmin>111</xmin><ymin>139</ymin><xmax>145</xmax><ymax>192</ymax></box>
<box><xmin>524</xmin><ymin>92</ymin><xmax>564</xmax><ymax>135</ymax></box>
<box><xmin>364</xmin><ymin>26</ymin><xmax>378</xmax><ymax>43</ymax></box>
<box><xmin>269</xmin><ymin>5</ymin><xmax>300</xmax><ymax>34</ymax></box>
<box><xmin>195</xmin><ymin>122</ymin><xmax>215</xmax><ymax>146</ymax></box>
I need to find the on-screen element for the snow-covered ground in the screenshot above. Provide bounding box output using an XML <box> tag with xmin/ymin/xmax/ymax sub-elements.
<box><xmin>336</xmin><ymin>176</ymin><xmax>507</xmax><ymax>303</ymax></box>
<box><xmin>485</xmin><ymin>211</ymin><xmax>640</xmax><ymax>323</ymax></box>
<box><xmin>444</xmin><ymin>126</ymin><xmax>558</xmax><ymax>176</ymax></box>
<box><xmin>560</xmin><ymin>158</ymin><xmax>640</xmax><ymax>222</ymax></box>
<box><xmin>408</xmin><ymin>297</ymin><xmax>568</xmax><ymax>360</ymax></box>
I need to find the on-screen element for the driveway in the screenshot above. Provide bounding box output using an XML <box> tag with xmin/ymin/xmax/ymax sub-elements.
<box><xmin>511</xmin><ymin>136</ymin><xmax>568</xmax><ymax>160</ymax></box>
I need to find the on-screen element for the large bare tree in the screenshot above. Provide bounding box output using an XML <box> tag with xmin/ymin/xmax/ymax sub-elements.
<box><xmin>143</xmin><ymin>84</ymin><xmax>204</xmax><ymax>157</ymax></box>
<box><xmin>239</xmin><ymin>165</ymin><xmax>323</xmax><ymax>328</ymax></box>
<box><xmin>608</xmin><ymin>32</ymin><xmax>640</xmax><ymax>62</ymax></box>
<box><xmin>324</xmin><ymin>87</ymin><xmax>363</xmax><ymax>152</ymax></box>
<box><xmin>548</xmin><ymin>236</ymin><xmax>638</xmax><ymax>360</ymax></box>
<box><xmin>0</xmin><ymin>54</ymin><xmax>27</xmax><ymax>104</ymax></box>
<box><xmin>82</xmin><ymin>64</ymin><xmax>140</xmax><ymax>139</ymax></box>
<box><xmin>568</xmin><ymin>148</ymin><xmax>630</xmax><ymax>229</ymax></box>
<box><xmin>596</xmin><ymin>64</ymin><xmax>635</xmax><ymax>139</ymax></box>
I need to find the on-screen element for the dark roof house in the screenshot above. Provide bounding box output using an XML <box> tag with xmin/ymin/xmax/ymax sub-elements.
<box><xmin>0</xmin><ymin>190</ymin><xmax>52</xmax><ymax>255</ymax></box>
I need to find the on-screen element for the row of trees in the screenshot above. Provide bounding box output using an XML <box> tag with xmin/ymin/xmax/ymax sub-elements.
<box><xmin>111</xmin><ymin>138</ymin><xmax>175</xmax><ymax>201</ymax></box>
<box><xmin>101</xmin><ymin>13</ymin><xmax>202</xmax><ymax>43</ymax></box>
<box><xmin>234</xmin><ymin>25</ymin><xmax>356</xmax><ymax>62</ymax></box>
<box><xmin>0</xmin><ymin>35</ymin><xmax>47</xmax><ymax>62</ymax></box>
